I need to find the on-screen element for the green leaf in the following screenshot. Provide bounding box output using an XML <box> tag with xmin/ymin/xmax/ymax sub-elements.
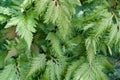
<box><xmin>0</xmin><ymin>64</ymin><xmax>18</xmax><ymax>80</ymax></box>
<box><xmin>73</xmin><ymin>63</ymin><xmax>108</xmax><ymax>80</ymax></box>
<box><xmin>26</xmin><ymin>54</ymin><xmax>46</xmax><ymax>79</ymax></box>
<box><xmin>85</xmin><ymin>38</ymin><xmax>96</xmax><ymax>64</ymax></box>
<box><xmin>46</xmin><ymin>32</ymin><xmax>63</xmax><ymax>57</ymax></box>
<box><xmin>35</xmin><ymin>0</ymin><xmax>51</xmax><ymax>15</ymax></box>
<box><xmin>0</xmin><ymin>6</ymin><xmax>11</xmax><ymax>15</ymax></box>
<box><xmin>5</xmin><ymin>11</ymin><xmax>37</xmax><ymax>49</ymax></box>
<box><xmin>65</xmin><ymin>57</ymin><xmax>85</xmax><ymax>80</ymax></box>
<box><xmin>43</xmin><ymin>60</ymin><xmax>64</xmax><ymax>80</ymax></box>
<box><xmin>21</xmin><ymin>0</ymin><xmax>35</xmax><ymax>11</ymax></box>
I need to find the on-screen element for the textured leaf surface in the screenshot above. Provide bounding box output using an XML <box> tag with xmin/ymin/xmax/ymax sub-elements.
<box><xmin>5</xmin><ymin>11</ymin><xmax>37</xmax><ymax>49</ymax></box>
<box><xmin>0</xmin><ymin>64</ymin><xmax>18</xmax><ymax>80</ymax></box>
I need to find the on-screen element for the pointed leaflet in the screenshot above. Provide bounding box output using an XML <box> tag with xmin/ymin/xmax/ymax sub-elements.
<box><xmin>0</xmin><ymin>6</ymin><xmax>11</xmax><ymax>15</ymax></box>
<box><xmin>43</xmin><ymin>60</ymin><xmax>56</xmax><ymax>80</ymax></box>
<box><xmin>56</xmin><ymin>0</ymin><xmax>80</xmax><ymax>40</ymax></box>
<box><xmin>43</xmin><ymin>60</ymin><xmax>63</xmax><ymax>80</ymax></box>
<box><xmin>5</xmin><ymin>11</ymin><xmax>37</xmax><ymax>49</ymax></box>
<box><xmin>94</xmin><ymin>12</ymin><xmax>113</xmax><ymax>38</ymax></box>
<box><xmin>65</xmin><ymin>57</ymin><xmax>85</xmax><ymax>80</ymax></box>
<box><xmin>21</xmin><ymin>0</ymin><xmax>35</xmax><ymax>10</ymax></box>
<box><xmin>44</xmin><ymin>1</ymin><xmax>57</xmax><ymax>23</ymax></box>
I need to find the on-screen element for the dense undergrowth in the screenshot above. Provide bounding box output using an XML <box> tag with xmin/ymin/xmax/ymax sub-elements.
<box><xmin>0</xmin><ymin>0</ymin><xmax>120</xmax><ymax>80</ymax></box>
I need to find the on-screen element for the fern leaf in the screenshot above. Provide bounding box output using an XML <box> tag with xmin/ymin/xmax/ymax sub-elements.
<box><xmin>0</xmin><ymin>6</ymin><xmax>11</xmax><ymax>15</ymax></box>
<box><xmin>5</xmin><ymin>17</ymin><xmax>19</xmax><ymax>28</ymax></box>
<box><xmin>0</xmin><ymin>64</ymin><xmax>18</xmax><ymax>80</ymax></box>
<box><xmin>5</xmin><ymin>11</ymin><xmax>37</xmax><ymax>49</ymax></box>
<box><xmin>96</xmin><ymin>55</ymin><xmax>113</xmax><ymax>71</ymax></box>
<box><xmin>56</xmin><ymin>0</ymin><xmax>79</xmax><ymax>40</ymax></box>
<box><xmin>65</xmin><ymin>57</ymin><xmax>85</xmax><ymax>80</ymax></box>
<box><xmin>44</xmin><ymin>1</ymin><xmax>56</xmax><ymax>23</ymax></box>
<box><xmin>54</xmin><ymin>63</ymin><xmax>62</xmax><ymax>80</ymax></box>
<box><xmin>46</xmin><ymin>32</ymin><xmax>63</xmax><ymax>57</ymax></box>
<box><xmin>43</xmin><ymin>60</ymin><xmax>64</xmax><ymax>80</ymax></box>
<box><xmin>94</xmin><ymin>13</ymin><xmax>113</xmax><ymax>38</ymax></box>
<box><xmin>26</xmin><ymin>54</ymin><xmax>46</xmax><ymax>79</ymax></box>
<box><xmin>35</xmin><ymin>0</ymin><xmax>51</xmax><ymax>15</ymax></box>
<box><xmin>21</xmin><ymin>0</ymin><xmax>35</xmax><ymax>11</ymax></box>
<box><xmin>57</xmin><ymin>13</ymin><xmax>72</xmax><ymax>40</ymax></box>
<box><xmin>85</xmin><ymin>38</ymin><xmax>96</xmax><ymax>64</ymax></box>
<box><xmin>73</xmin><ymin>63</ymin><xmax>108</xmax><ymax>80</ymax></box>
<box><xmin>36</xmin><ymin>0</ymin><xmax>79</xmax><ymax>40</ymax></box>
<box><xmin>108</xmin><ymin>24</ymin><xmax>118</xmax><ymax>45</ymax></box>
<box><xmin>67</xmin><ymin>0</ymin><xmax>81</xmax><ymax>6</ymax></box>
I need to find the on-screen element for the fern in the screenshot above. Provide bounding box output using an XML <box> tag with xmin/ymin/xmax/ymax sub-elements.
<box><xmin>65</xmin><ymin>57</ymin><xmax>85</xmax><ymax>80</ymax></box>
<box><xmin>73</xmin><ymin>62</ymin><xmax>108</xmax><ymax>80</ymax></box>
<box><xmin>26</xmin><ymin>54</ymin><xmax>46</xmax><ymax>79</ymax></box>
<box><xmin>43</xmin><ymin>60</ymin><xmax>65</xmax><ymax>80</ymax></box>
<box><xmin>46</xmin><ymin>32</ymin><xmax>63</xmax><ymax>57</ymax></box>
<box><xmin>0</xmin><ymin>0</ymin><xmax>120</xmax><ymax>80</ymax></box>
<box><xmin>0</xmin><ymin>64</ymin><xmax>18</xmax><ymax>80</ymax></box>
<box><xmin>5</xmin><ymin>10</ymin><xmax>37</xmax><ymax>49</ymax></box>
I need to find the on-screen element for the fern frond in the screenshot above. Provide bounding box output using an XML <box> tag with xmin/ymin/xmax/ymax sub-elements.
<box><xmin>96</xmin><ymin>55</ymin><xmax>113</xmax><ymax>71</ymax></box>
<box><xmin>21</xmin><ymin>0</ymin><xmax>30</xmax><ymax>8</ymax></box>
<box><xmin>73</xmin><ymin>62</ymin><xmax>108</xmax><ymax>80</ymax></box>
<box><xmin>94</xmin><ymin>12</ymin><xmax>113</xmax><ymax>38</ymax></box>
<box><xmin>56</xmin><ymin>0</ymin><xmax>79</xmax><ymax>40</ymax></box>
<box><xmin>0</xmin><ymin>64</ymin><xmax>18</xmax><ymax>80</ymax></box>
<box><xmin>108</xmin><ymin>24</ymin><xmax>119</xmax><ymax>45</ymax></box>
<box><xmin>26</xmin><ymin>54</ymin><xmax>46</xmax><ymax>79</ymax></box>
<box><xmin>44</xmin><ymin>1</ymin><xmax>57</xmax><ymax>23</ymax></box>
<box><xmin>36</xmin><ymin>0</ymin><xmax>79</xmax><ymax>40</ymax></box>
<box><xmin>43</xmin><ymin>60</ymin><xmax>56</xmax><ymax>80</ymax></box>
<box><xmin>85</xmin><ymin>38</ymin><xmax>96</xmax><ymax>64</ymax></box>
<box><xmin>35</xmin><ymin>0</ymin><xmax>51</xmax><ymax>15</ymax></box>
<box><xmin>5</xmin><ymin>11</ymin><xmax>37</xmax><ymax>49</ymax></box>
<box><xmin>21</xmin><ymin>0</ymin><xmax>35</xmax><ymax>10</ymax></box>
<box><xmin>43</xmin><ymin>60</ymin><xmax>64</xmax><ymax>80</ymax></box>
<box><xmin>54</xmin><ymin>62</ymin><xmax>62</xmax><ymax>80</ymax></box>
<box><xmin>46</xmin><ymin>32</ymin><xmax>63</xmax><ymax>57</ymax></box>
<box><xmin>0</xmin><ymin>6</ymin><xmax>11</xmax><ymax>15</ymax></box>
<box><xmin>65</xmin><ymin>57</ymin><xmax>85</xmax><ymax>80</ymax></box>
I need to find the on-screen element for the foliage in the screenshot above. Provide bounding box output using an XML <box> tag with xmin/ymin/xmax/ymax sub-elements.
<box><xmin>0</xmin><ymin>0</ymin><xmax>120</xmax><ymax>80</ymax></box>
